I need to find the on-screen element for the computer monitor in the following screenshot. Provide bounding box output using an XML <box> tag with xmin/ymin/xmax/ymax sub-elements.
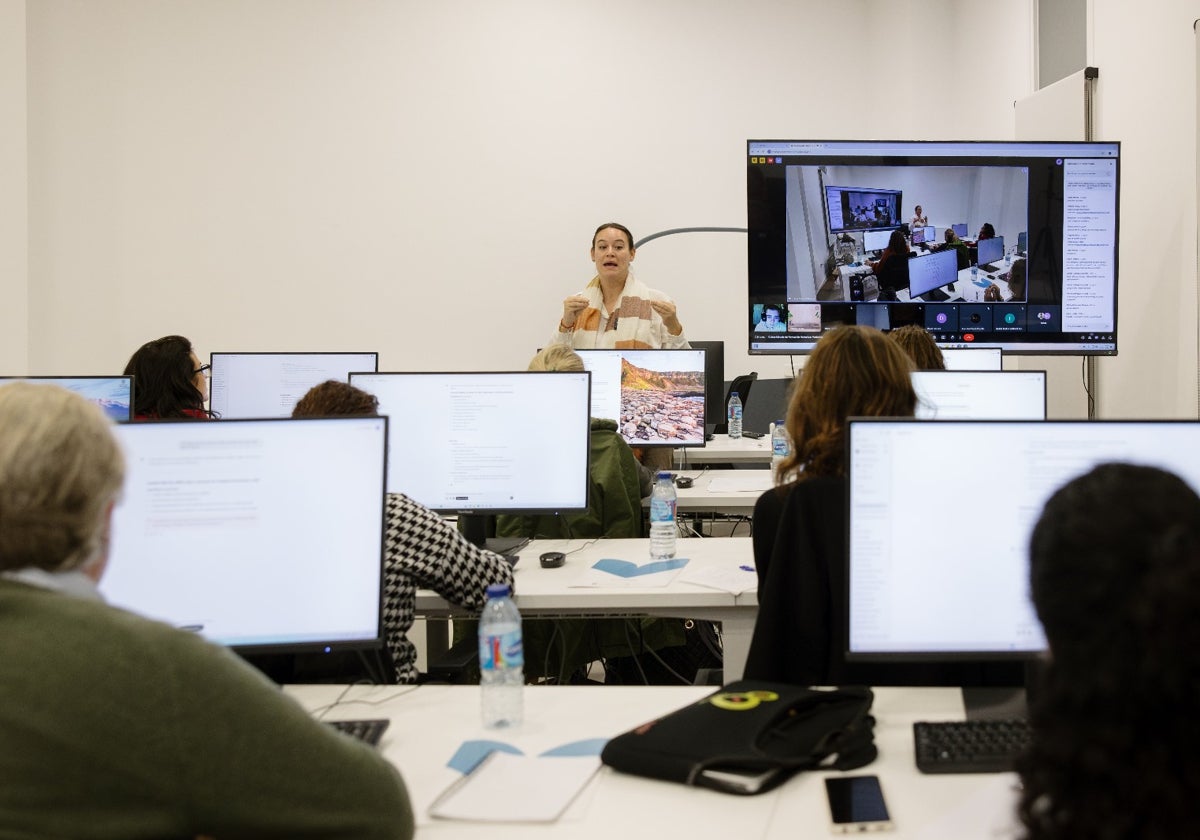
<box><xmin>846</xmin><ymin>420</ymin><xmax>1200</xmax><ymax>670</ymax></box>
<box><xmin>349</xmin><ymin>371</ymin><xmax>591</xmax><ymax>513</ymax></box>
<box><xmin>863</xmin><ymin>228</ymin><xmax>892</xmax><ymax>252</ymax></box>
<box><xmin>209</xmin><ymin>352</ymin><xmax>379</xmax><ymax>418</ymax></box>
<box><xmin>912</xmin><ymin>370</ymin><xmax>1046</xmax><ymax>419</ymax></box>
<box><xmin>101</xmin><ymin>416</ymin><xmax>388</xmax><ymax>653</ymax></box>
<box><xmin>1017</xmin><ymin>231</ymin><xmax>1028</xmax><ymax>254</ymax></box>
<box><xmin>952</xmin><ymin>223</ymin><xmax>968</xmax><ymax>237</ymax></box>
<box><xmin>747</xmin><ymin>140</ymin><xmax>1120</xmax><ymax>356</ymax></box>
<box><xmin>976</xmin><ymin>235</ymin><xmax>1004</xmax><ymax>268</ymax></box>
<box><xmin>907</xmin><ymin>249</ymin><xmax>959</xmax><ymax>299</ymax></box>
<box><xmin>0</xmin><ymin>376</ymin><xmax>134</xmax><ymax>422</ymax></box>
<box><xmin>575</xmin><ymin>349</ymin><xmax>706</xmax><ymax>448</ymax></box>
<box><xmin>939</xmin><ymin>347</ymin><xmax>1003</xmax><ymax>371</ymax></box>
<box><xmin>689</xmin><ymin>340</ymin><xmax>726</xmax><ymax>434</ymax></box>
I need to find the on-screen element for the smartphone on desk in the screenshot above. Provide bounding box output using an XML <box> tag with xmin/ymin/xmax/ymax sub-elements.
<box><xmin>825</xmin><ymin>775</ymin><xmax>893</xmax><ymax>833</ymax></box>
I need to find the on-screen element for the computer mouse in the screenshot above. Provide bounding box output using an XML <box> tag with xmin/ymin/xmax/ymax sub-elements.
<box><xmin>539</xmin><ymin>551</ymin><xmax>566</xmax><ymax>569</ymax></box>
<box><xmin>675</xmin><ymin>476</ymin><xmax>694</xmax><ymax>489</ymax></box>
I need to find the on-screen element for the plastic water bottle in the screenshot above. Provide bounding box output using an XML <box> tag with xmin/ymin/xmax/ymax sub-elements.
<box><xmin>479</xmin><ymin>583</ymin><xmax>523</xmax><ymax>728</ymax></box>
<box><xmin>649</xmin><ymin>471</ymin><xmax>677</xmax><ymax>559</ymax></box>
<box><xmin>971</xmin><ymin>265</ymin><xmax>979</xmax><ymax>282</ymax></box>
<box><xmin>771</xmin><ymin>420</ymin><xmax>790</xmax><ymax>478</ymax></box>
<box><xmin>728</xmin><ymin>392</ymin><xmax>743</xmax><ymax>440</ymax></box>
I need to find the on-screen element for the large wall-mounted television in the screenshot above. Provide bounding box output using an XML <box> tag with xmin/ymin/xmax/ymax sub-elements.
<box><xmin>824</xmin><ymin>184</ymin><xmax>903</xmax><ymax>234</ymax></box>
<box><xmin>747</xmin><ymin>140</ymin><xmax>1120</xmax><ymax>355</ymax></box>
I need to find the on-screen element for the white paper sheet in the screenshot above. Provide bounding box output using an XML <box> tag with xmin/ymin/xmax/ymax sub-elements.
<box><xmin>429</xmin><ymin>753</ymin><xmax>600</xmax><ymax>822</ymax></box>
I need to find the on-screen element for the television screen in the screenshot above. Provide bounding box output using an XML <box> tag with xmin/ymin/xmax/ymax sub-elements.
<box><xmin>102</xmin><ymin>417</ymin><xmax>388</xmax><ymax>653</ymax></box>
<box><xmin>912</xmin><ymin>370</ymin><xmax>1046</xmax><ymax>419</ymax></box>
<box><xmin>747</xmin><ymin>140</ymin><xmax>1120</xmax><ymax>355</ymax></box>
<box><xmin>350</xmin><ymin>371</ymin><xmax>591</xmax><ymax>514</ymax></box>
<box><xmin>209</xmin><ymin>352</ymin><xmax>379</xmax><ymax>418</ymax></box>
<box><xmin>0</xmin><ymin>376</ymin><xmax>134</xmax><ymax>422</ymax></box>
<box><xmin>576</xmin><ymin>349</ymin><xmax>706</xmax><ymax>447</ymax></box>
<box><xmin>846</xmin><ymin>420</ymin><xmax>1200</xmax><ymax>661</ymax></box>
<box><xmin>824</xmin><ymin>184</ymin><xmax>902</xmax><ymax>233</ymax></box>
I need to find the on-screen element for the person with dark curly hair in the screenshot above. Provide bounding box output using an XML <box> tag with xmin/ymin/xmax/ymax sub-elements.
<box><xmin>292</xmin><ymin>379</ymin><xmax>380</xmax><ymax>417</ymax></box>
<box><xmin>1016</xmin><ymin>462</ymin><xmax>1200</xmax><ymax>839</ymax></box>
<box><xmin>123</xmin><ymin>334</ymin><xmax>213</xmax><ymax>420</ymax></box>
<box><xmin>887</xmin><ymin>324</ymin><xmax>946</xmax><ymax>370</ymax></box>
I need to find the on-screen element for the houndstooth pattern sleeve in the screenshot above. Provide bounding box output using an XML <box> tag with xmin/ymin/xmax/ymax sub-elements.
<box><xmin>382</xmin><ymin>493</ymin><xmax>514</xmax><ymax>683</ymax></box>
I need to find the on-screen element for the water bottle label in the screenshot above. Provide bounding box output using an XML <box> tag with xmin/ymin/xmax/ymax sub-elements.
<box><xmin>479</xmin><ymin>630</ymin><xmax>524</xmax><ymax>671</ymax></box>
<box><xmin>773</xmin><ymin>437</ymin><xmax>789</xmax><ymax>457</ymax></box>
<box><xmin>729</xmin><ymin>405</ymin><xmax>742</xmax><ymax>421</ymax></box>
<box><xmin>649</xmin><ymin>497</ymin><xmax>676</xmax><ymax>523</ymax></box>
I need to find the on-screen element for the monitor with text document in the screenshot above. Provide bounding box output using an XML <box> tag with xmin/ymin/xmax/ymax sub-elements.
<box><xmin>101</xmin><ymin>416</ymin><xmax>388</xmax><ymax>653</ymax></box>
<box><xmin>912</xmin><ymin>370</ymin><xmax>1046</xmax><ymax>419</ymax></box>
<box><xmin>939</xmin><ymin>347</ymin><xmax>1003</xmax><ymax>370</ymax></box>
<box><xmin>846</xmin><ymin>420</ymin><xmax>1200</xmax><ymax>663</ymax></box>
<box><xmin>349</xmin><ymin>371</ymin><xmax>592</xmax><ymax>513</ymax></box>
<box><xmin>0</xmin><ymin>376</ymin><xmax>134</xmax><ymax>422</ymax></box>
<box><xmin>209</xmin><ymin>352</ymin><xmax>379</xmax><ymax>418</ymax></box>
<box><xmin>747</xmin><ymin>140</ymin><xmax>1120</xmax><ymax>355</ymax></box>
<box><xmin>575</xmin><ymin>349</ymin><xmax>707</xmax><ymax>448</ymax></box>
<box><xmin>907</xmin><ymin>249</ymin><xmax>959</xmax><ymax>299</ymax></box>
<box><xmin>862</xmin><ymin>228</ymin><xmax>892</xmax><ymax>252</ymax></box>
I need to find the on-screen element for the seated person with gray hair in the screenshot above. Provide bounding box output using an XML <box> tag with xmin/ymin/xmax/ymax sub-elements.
<box><xmin>0</xmin><ymin>383</ymin><xmax>414</xmax><ymax>839</ymax></box>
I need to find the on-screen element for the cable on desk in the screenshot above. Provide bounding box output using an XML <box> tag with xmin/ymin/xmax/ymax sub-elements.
<box><xmin>309</xmin><ymin>682</ymin><xmax>421</xmax><ymax>720</ymax></box>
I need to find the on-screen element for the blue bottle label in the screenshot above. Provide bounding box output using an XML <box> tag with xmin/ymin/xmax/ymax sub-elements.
<box><xmin>650</xmin><ymin>497</ymin><xmax>676</xmax><ymax>523</ymax></box>
<box><xmin>479</xmin><ymin>630</ymin><xmax>524</xmax><ymax>671</ymax></box>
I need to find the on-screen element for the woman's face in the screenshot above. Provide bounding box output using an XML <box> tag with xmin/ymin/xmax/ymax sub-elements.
<box><xmin>590</xmin><ymin>227</ymin><xmax>634</xmax><ymax>283</ymax></box>
<box><xmin>189</xmin><ymin>350</ymin><xmax>208</xmax><ymax>403</ymax></box>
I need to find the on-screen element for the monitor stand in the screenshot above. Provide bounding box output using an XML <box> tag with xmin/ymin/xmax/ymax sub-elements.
<box><xmin>921</xmin><ymin>286</ymin><xmax>952</xmax><ymax>302</ymax></box>
<box><xmin>961</xmin><ymin>660</ymin><xmax>1045</xmax><ymax>720</ymax></box>
<box><xmin>458</xmin><ymin>512</ymin><xmax>529</xmax><ymax>558</ymax></box>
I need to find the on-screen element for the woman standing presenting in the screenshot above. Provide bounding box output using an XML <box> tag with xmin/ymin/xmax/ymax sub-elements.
<box><xmin>552</xmin><ymin>222</ymin><xmax>689</xmax><ymax>349</ymax></box>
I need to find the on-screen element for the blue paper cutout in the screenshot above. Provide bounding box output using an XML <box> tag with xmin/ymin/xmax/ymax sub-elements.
<box><xmin>447</xmin><ymin>740</ymin><xmax>523</xmax><ymax>774</ymax></box>
<box><xmin>539</xmin><ymin>738</ymin><xmax>608</xmax><ymax>757</ymax></box>
<box><xmin>591</xmin><ymin>557</ymin><xmax>690</xmax><ymax>577</ymax></box>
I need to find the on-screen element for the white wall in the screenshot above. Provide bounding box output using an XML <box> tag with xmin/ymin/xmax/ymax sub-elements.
<box><xmin>16</xmin><ymin>0</ymin><xmax>1033</xmax><ymax>386</ymax></box>
<box><xmin>0</xmin><ymin>0</ymin><xmax>28</xmax><ymax>371</ymax></box>
<box><xmin>1087</xmin><ymin>0</ymin><xmax>1199</xmax><ymax>418</ymax></box>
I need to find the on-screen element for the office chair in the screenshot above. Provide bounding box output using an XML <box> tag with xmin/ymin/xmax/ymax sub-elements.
<box><xmin>726</xmin><ymin>372</ymin><xmax>758</xmax><ymax>415</ymax></box>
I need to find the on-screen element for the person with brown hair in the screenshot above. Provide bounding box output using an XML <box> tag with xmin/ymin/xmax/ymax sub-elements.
<box><xmin>552</xmin><ymin>222</ymin><xmax>689</xmax><ymax>350</ymax></box>
<box><xmin>123</xmin><ymin>334</ymin><xmax>214</xmax><ymax>420</ymax></box>
<box><xmin>744</xmin><ymin>326</ymin><xmax>917</xmax><ymax>684</ymax></box>
<box><xmin>867</xmin><ymin>229</ymin><xmax>912</xmax><ymax>296</ymax></box>
<box><xmin>887</xmin><ymin>324</ymin><xmax>946</xmax><ymax>370</ymax></box>
<box><xmin>292</xmin><ymin>379</ymin><xmax>380</xmax><ymax>416</ymax></box>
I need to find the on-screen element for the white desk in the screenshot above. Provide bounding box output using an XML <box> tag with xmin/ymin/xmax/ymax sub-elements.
<box><xmin>287</xmin><ymin>684</ymin><xmax>1021</xmax><ymax>839</ymax></box>
<box><xmin>642</xmin><ymin>468</ymin><xmax>773</xmax><ymax>516</ymax></box>
<box><xmin>674</xmin><ymin>433</ymin><xmax>772</xmax><ymax>466</ymax></box>
<box><xmin>417</xmin><ymin>537</ymin><xmax>759</xmax><ymax>680</ymax></box>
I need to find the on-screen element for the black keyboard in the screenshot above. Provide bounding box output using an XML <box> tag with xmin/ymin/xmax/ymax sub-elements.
<box><xmin>979</xmin><ymin>262</ymin><xmax>1000</xmax><ymax>273</ymax></box>
<box><xmin>913</xmin><ymin>719</ymin><xmax>1030</xmax><ymax>773</ymax></box>
<box><xmin>326</xmin><ymin>718</ymin><xmax>390</xmax><ymax>746</ymax></box>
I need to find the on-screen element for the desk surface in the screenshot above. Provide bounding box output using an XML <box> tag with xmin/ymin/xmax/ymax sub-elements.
<box><xmin>287</xmin><ymin>684</ymin><xmax>1021</xmax><ymax>839</ymax></box>
<box><xmin>675</xmin><ymin>434</ymin><xmax>772</xmax><ymax>465</ymax></box>
<box><xmin>417</xmin><ymin>538</ymin><xmax>759</xmax><ymax>679</ymax></box>
<box><xmin>644</xmin><ymin>468</ymin><xmax>773</xmax><ymax>515</ymax></box>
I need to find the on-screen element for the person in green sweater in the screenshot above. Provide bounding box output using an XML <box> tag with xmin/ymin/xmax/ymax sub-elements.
<box><xmin>0</xmin><ymin>382</ymin><xmax>414</xmax><ymax>840</ymax></box>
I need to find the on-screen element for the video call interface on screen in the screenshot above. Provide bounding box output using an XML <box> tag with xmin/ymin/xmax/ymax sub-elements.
<box><xmin>575</xmin><ymin>349</ymin><xmax>707</xmax><ymax>448</ymax></box>
<box><xmin>845</xmin><ymin>420</ymin><xmax>1200</xmax><ymax>661</ymax></box>
<box><xmin>349</xmin><ymin>371</ymin><xmax>592</xmax><ymax>515</ymax></box>
<box><xmin>100</xmin><ymin>417</ymin><xmax>388</xmax><ymax>653</ymax></box>
<box><xmin>0</xmin><ymin>376</ymin><xmax>134</xmax><ymax>423</ymax></box>
<box><xmin>747</xmin><ymin>140</ymin><xmax>1120</xmax><ymax>355</ymax></box>
<box><xmin>209</xmin><ymin>352</ymin><xmax>379</xmax><ymax>418</ymax></box>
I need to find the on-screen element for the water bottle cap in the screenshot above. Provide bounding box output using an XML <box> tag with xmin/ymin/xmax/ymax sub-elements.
<box><xmin>486</xmin><ymin>583</ymin><xmax>512</xmax><ymax>598</ymax></box>
<box><xmin>776</xmin><ymin>419</ymin><xmax>785</xmax><ymax>426</ymax></box>
<box><xmin>656</xmin><ymin>470</ymin><xmax>673</xmax><ymax>480</ymax></box>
